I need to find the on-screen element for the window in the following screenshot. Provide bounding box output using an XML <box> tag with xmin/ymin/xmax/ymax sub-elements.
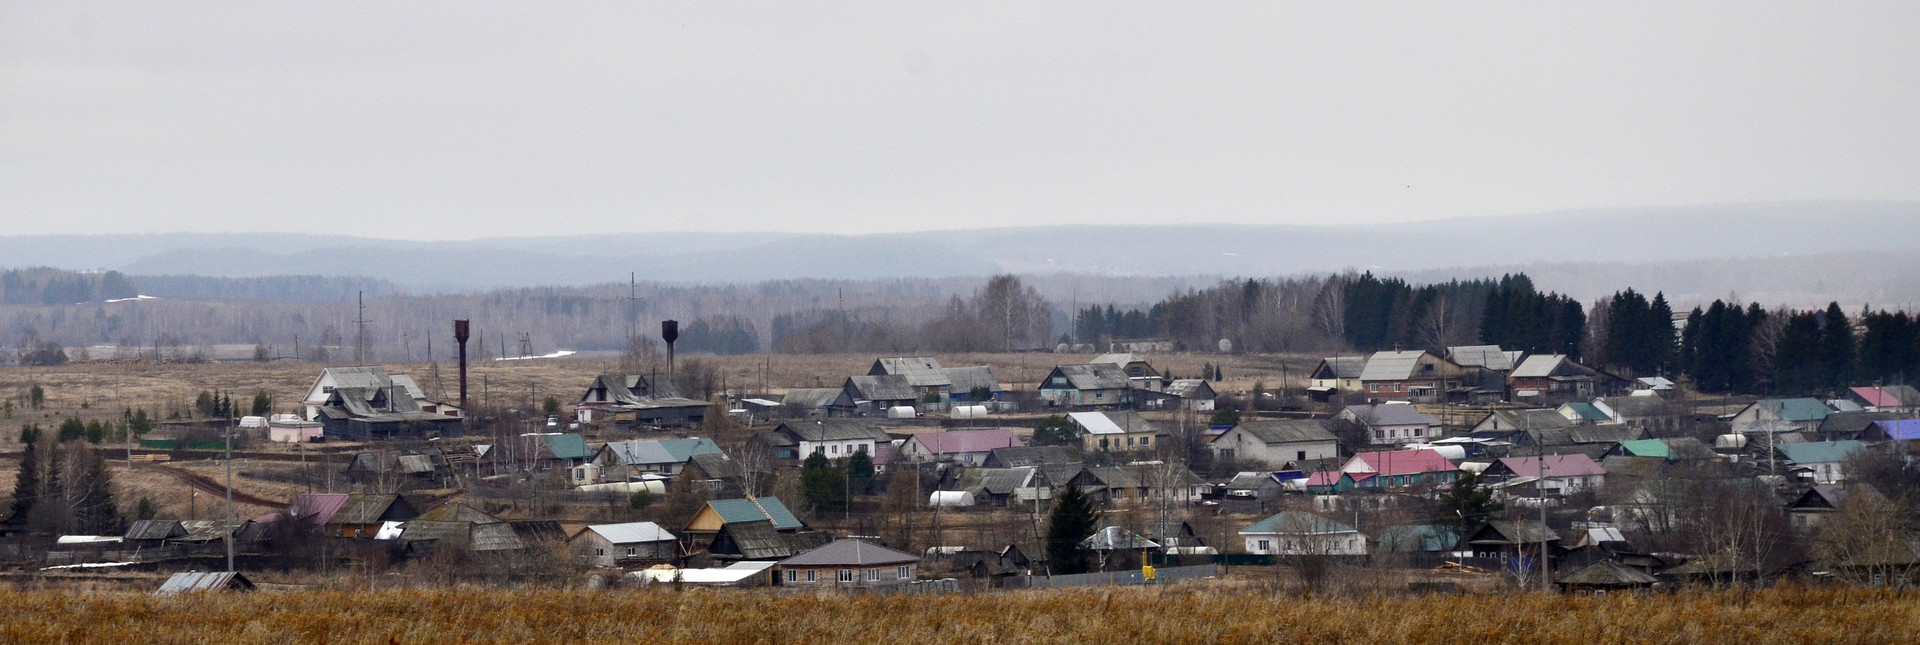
<box><xmin>626</xmin><ymin>547</ymin><xmax>637</xmax><ymax>557</ymax></box>
<box><xmin>866</xmin><ymin>568</ymin><xmax>879</xmax><ymax>581</ymax></box>
<box><xmin>830</xmin><ymin>445</ymin><xmax>838</xmax><ymax>455</ymax></box>
<box><xmin>898</xmin><ymin>565</ymin><xmax>911</xmax><ymax>580</ymax></box>
<box><xmin>1127</xmin><ymin>437</ymin><xmax>1135</xmax><ymax>447</ymax></box>
<box><xmin>805</xmin><ymin>570</ymin><xmax>816</xmax><ymax>582</ymax></box>
<box><xmin>1369</xmin><ymin>383</ymin><xmax>1380</xmax><ymax>393</ymax></box>
<box><xmin>1297</xmin><ymin>450</ymin><xmax>1307</xmax><ymax>461</ymax></box>
<box><xmin>839</xmin><ymin>569</ymin><xmax>854</xmax><ymax>583</ymax></box>
<box><xmin>787</xmin><ymin>570</ymin><xmax>797</xmax><ymax>582</ymax></box>
<box><xmin>596</xmin><ymin>548</ymin><xmax>606</xmax><ymax>556</ymax></box>
<box><xmin>1140</xmin><ymin>436</ymin><xmax>1150</xmax><ymax>446</ymax></box>
<box><xmin>1257</xmin><ymin>539</ymin><xmax>1270</xmax><ymax>552</ymax></box>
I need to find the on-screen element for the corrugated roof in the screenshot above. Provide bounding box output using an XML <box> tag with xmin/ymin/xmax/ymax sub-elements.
<box><xmin>1229</xmin><ymin>419</ymin><xmax>1336</xmax><ymax>445</ymax></box>
<box><xmin>289</xmin><ymin>493</ymin><xmax>351</xmax><ymax>527</ymax></box>
<box><xmin>1314</xmin><ymin>357</ymin><xmax>1368</xmax><ymax>379</ymax></box>
<box><xmin>1448</xmin><ymin>345</ymin><xmax>1516</xmax><ymax>371</ymax></box>
<box><xmin>415</xmin><ymin>502</ymin><xmax>501</xmax><ymax>524</ymax></box>
<box><xmin>601</xmin><ymin>438</ymin><xmax>723</xmax><ymax>466</ymax></box>
<box><xmin>1558</xmin><ymin>560</ymin><xmax>1658</xmax><ymax>586</ymax></box>
<box><xmin>778</xmin><ymin>420</ymin><xmax>891</xmax><ymax>443</ymax></box>
<box><xmin>1560</xmin><ymin>402</ymin><xmax>1610</xmax><ymax>422</ymax></box>
<box><xmin>331</xmin><ymin>494</ymin><xmax>404</xmax><ymax>525</ymax></box>
<box><xmin>1777</xmin><ymin>440</ymin><xmax>1865</xmax><ymax>465</ymax></box>
<box><xmin>1877</xmin><ymin>419</ymin><xmax>1920</xmax><ymax>440</ymax></box>
<box><xmin>779</xmin><ymin>388</ymin><xmax>843</xmax><ymax>410</ymax></box>
<box><xmin>1082</xmin><ymin>526</ymin><xmax>1159</xmax><ymax>550</ymax></box>
<box><xmin>1164</xmin><ymin>379</ymin><xmax>1214</xmax><ymax>399</ymax></box>
<box><xmin>1342</xmin><ymin>404</ymin><xmax>1439</xmax><ymax>428</ymax></box>
<box><xmin>1049</xmin><ymin>364</ymin><xmax>1132</xmax><ymax>391</ymax></box>
<box><xmin>871</xmin><ymin>357</ymin><xmax>951</xmax><ymax>387</ymax></box>
<box><xmin>1359</xmin><ymin>350</ymin><xmax>1441</xmax><ymax>381</ymax></box>
<box><xmin>1495</xmin><ymin>454</ymin><xmax>1606</xmax><ymax>478</ymax></box>
<box><xmin>588</xmin><ymin>521</ymin><xmax>676</xmax><ymax>544</ymax></box>
<box><xmin>942</xmin><ymin>366</ymin><xmax>999</xmax><ymax>393</ymax></box>
<box><xmin>986</xmin><ymin>445</ymin><xmax>1077</xmax><ymax>467</ymax></box>
<box><xmin>1344</xmin><ymin>449</ymin><xmax>1458</xmax><ymax>477</ymax></box>
<box><xmin>1510</xmin><ymin>354</ymin><xmax>1570</xmax><ymax>379</ymax></box>
<box><xmin>846</xmin><ymin>374</ymin><xmax>916</xmax><ymax>402</ymax></box>
<box><xmin>1470</xmin><ymin>520</ymin><xmax>1559</xmax><ymax>545</ymax></box>
<box><xmin>1852</xmin><ymin>386</ymin><xmax>1903</xmax><ymax>408</ymax></box>
<box><xmin>706</xmin><ymin>497</ymin><xmax>803</xmax><ymax>530</ymax></box>
<box><xmin>910</xmin><ymin>429</ymin><xmax>1025</xmax><ymax>455</ymax></box>
<box><xmin>777</xmin><ymin>538</ymin><xmax>917</xmax><ymax>567</ymax></box>
<box><xmin>688</xmin><ymin>452</ymin><xmax>744</xmax><ymax>480</ymax></box>
<box><xmin>1759</xmin><ymin>398</ymin><xmax>1835</xmax><ymax>423</ymax></box>
<box><xmin>1240</xmin><ymin>512</ymin><xmax>1356</xmax><ymax>535</ymax></box>
<box><xmin>540</xmin><ymin>434</ymin><xmax>592</xmax><ymax>461</ymax></box>
<box><xmin>124</xmin><ymin>520</ymin><xmax>186</xmax><ymax>541</ymax></box>
<box><xmin>1616</xmin><ymin>439</ymin><xmax>1671</xmax><ymax>459</ymax></box>
<box><xmin>952</xmin><ymin>467</ymin><xmax>1035</xmax><ymax>496</ymax></box>
<box><xmin>1067</xmin><ymin>411</ymin><xmax>1158</xmax><ymax>435</ymax></box>
<box><xmin>155</xmin><ymin>571</ymin><xmax>251</xmax><ymax>595</ymax></box>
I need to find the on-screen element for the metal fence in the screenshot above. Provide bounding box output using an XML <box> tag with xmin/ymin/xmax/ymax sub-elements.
<box><xmin>1013</xmin><ymin>564</ymin><xmax>1219</xmax><ymax>589</ymax></box>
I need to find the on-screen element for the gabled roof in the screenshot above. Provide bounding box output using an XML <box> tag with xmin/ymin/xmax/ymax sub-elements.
<box><xmin>1615</xmin><ymin>439</ymin><xmax>1671</xmax><ymax>459</ymax></box>
<box><xmin>1081</xmin><ymin>464</ymin><xmax>1205</xmax><ymax>489</ymax></box>
<box><xmin>599</xmin><ymin>438</ymin><xmax>723</xmax><ymax>466</ymax></box>
<box><xmin>1344</xmin><ymin>449</ymin><xmax>1459</xmax><ymax>476</ymax></box>
<box><xmin>1082</xmin><ymin>526</ymin><xmax>1159</xmax><ymax>550</ymax></box>
<box><xmin>587</xmin><ymin>521</ymin><xmax>676</xmax><ymax>544</ymax></box>
<box><xmin>1448</xmin><ymin>345</ymin><xmax>1516</xmax><ymax>371</ymax></box>
<box><xmin>1876</xmin><ymin>419</ymin><xmax>1920</xmax><ymax>441</ymax></box>
<box><xmin>1225</xmin><ymin>419</ymin><xmax>1336</xmax><ymax>445</ymax></box>
<box><xmin>1241</xmin><ymin>512</ymin><xmax>1357</xmax><ymax>535</ymax></box>
<box><xmin>777</xmin><ymin>420</ymin><xmax>891</xmax><ymax>443</ymax></box>
<box><xmin>1468</xmin><ymin>520</ymin><xmax>1559</xmax><ymax>545</ymax></box>
<box><xmin>1359</xmin><ymin>350</ymin><xmax>1446</xmax><ymax>381</ymax></box>
<box><xmin>845</xmin><ymin>375</ymin><xmax>916</xmax><ymax>402</ymax></box>
<box><xmin>909</xmin><ymin>429</ymin><xmax>1025</xmax><ymax>455</ymax></box>
<box><xmin>1494</xmin><ymin>454</ymin><xmax>1606</xmax><ymax>479</ymax></box>
<box><xmin>952</xmin><ymin>467</ymin><xmax>1036</xmax><ymax>496</ymax></box>
<box><xmin>1560</xmin><ymin>402</ymin><xmax>1610</xmax><ymax>422</ymax></box>
<box><xmin>124</xmin><ymin>519</ymin><xmax>187</xmax><ymax>541</ymax></box>
<box><xmin>1479</xmin><ymin>409</ymin><xmax>1576</xmax><ymax>433</ymax></box>
<box><xmin>985</xmin><ymin>445</ymin><xmax>1078</xmax><ymax>468</ymax></box>
<box><xmin>778</xmin><ymin>538</ymin><xmax>917</xmax><ymax>567</ymax></box>
<box><xmin>1851</xmin><ymin>386</ymin><xmax>1904</xmax><ymax>408</ymax></box>
<box><xmin>871</xmin><ymin>357</ymin><xmax>951</xmax><ymax>387</ymax></box>
<box><xmin>1776</xmin><ymin>440</ymin><xmax>1865</xmax><ymax>465</ymax></box>
<box><xmin>780</xmin><ymin>388</ymin><xmax>843</xmax><ymax>410</ymax></box>
<box><xmin>714</xmin><ymin>520</ymin><xmax>826</xmax><ymax>559</ymax></box>
<box><xmin>1595</xmin><ymin>396</ymin><xmax>1669</xmax><ymax>419</ymax></box>
<box><xmin>538</xmin><ymin>434</ymin><xmax>592</xmax><ymax>461</ymax></box>
<box><xmin>1342</xmin><ymin>404</ymin><xmax>1439</xmax><ymax>428</ymax></box>
<box><xmin>1047</xmin><ymin>364</ymin><xmax>1133</xmax><ymax>391</ymax></box>
<box><xmin>1067</xmin><ymin>411</ymin><xmax>1159</xmax><ymax>435</ymax></box>
<box><xmin>1755</xmin><ymin>398</ymin><xmax>1834</xmax><ymax>423</ymax></box>
<box><xmin>688</xmin><ymin>452</ymin><xmax>744</xmax><ymax>480</ymax></box>
<box><xmin>704</xmin><ymin>497</ymin><xmax>803</xmax><ymax>530</ymax></box>
<box><xmin>1165</xmin><ymin>379</ymin><xmax>1215</xmax><ymax>399</ymax></box>
<box><xmin>1091</xmin><ymin>353</ymin><xmax>1148</xmax><ymax>368</ymax></box>
<box><xmin>942</xmin><ymin>366</ymin><xmax>1000</xmax><ymax>393</ymax></box>
<box><xmin>156</xmin><ymin>571</ymin><xmax>252</xmax><ymax>595</ymax></box>
<box><xmin>582</xmin><ymin>374</ymin><xmax>656</xmax><ymax>404</ymax></box>
<box><xmin>289</xmin><ymin>493</ymin><xmax>351</xmax><ymax>527</ymax></box>
<box><xmin>1559</xmin><ymin>560</ymin><xmax>1658</xmax><ymax>586</ymax></box>
<box><xmin>1313</xmin><ymin>357</ymin><xmax>1368</xmax><ymax>380</ymax></box>
<box><xmin>414</xmin><ymin>502</ymin><xmax>501</xmax><ymax>524</ymax></box>
<box><xmin>331</xmin><ymin>494</ymin><xmax>408</xmax><ymax>525</ymax></box>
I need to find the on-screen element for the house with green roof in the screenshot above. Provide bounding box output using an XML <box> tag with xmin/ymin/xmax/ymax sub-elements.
<box><xmin>1239</xmin><ymin>512</ymin><xmax>1366</xmax><ymax>555</ymax></box>
<box><xmin>1557</xmin><ymin>402</ymin><xmax>1610</xmax><ymax>424</ymax></box>
<box><xmin>684</xmin><ymin>497</ymin><xmax>804</xmax><ymax>539</ymax></box>
<box><xmin>1614</xmin><ymin>439</ymin><xmax>1672</xmax><ymax>460</ymax></box>
<box><xmin>1775</xmin><ymin>440</ymin><xmax>1865</xmax><ymax>484</ymax></box>
<box><xmin>1732</xmin><ymin>398</ymin><xmax>1833</xmax><ymax>434</ymax></box>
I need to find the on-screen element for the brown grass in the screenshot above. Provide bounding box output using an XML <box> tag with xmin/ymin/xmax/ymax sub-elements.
<box><xmin>0</xmin><ymin>586</ymin><xmax>1916</xmax><ymax>644</ymax></box>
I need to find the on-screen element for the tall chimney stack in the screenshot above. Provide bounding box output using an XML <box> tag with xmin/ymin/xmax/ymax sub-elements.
<box><xmin>661</xmin><ymin>320</ymin><xmax>679</xmax><ymax>394</ymax></box>
<box><xmin>454</xmin><ymin>320</ymin><xmax>470</xmax><ymax>412</ymax></box>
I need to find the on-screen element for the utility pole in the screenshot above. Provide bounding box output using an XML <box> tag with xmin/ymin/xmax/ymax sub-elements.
<box><xmin>225</xmin><ymin>412</ymin><xmax>236</xmax><ymax>573</ymax></box>
<box><xmin>353</xmin><ymin>291</ymin><xmax>371</xmax><ymax>366</ymax></box>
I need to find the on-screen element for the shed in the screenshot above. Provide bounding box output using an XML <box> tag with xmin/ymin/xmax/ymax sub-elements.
<box><xmin>155</xmin><ymin>571</ymin><xmax>254</xmax><ymax>595</ymax></box>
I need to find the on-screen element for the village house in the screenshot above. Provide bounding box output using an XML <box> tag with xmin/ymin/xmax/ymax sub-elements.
<box><xmin>1340</xmin><ymin>449</ymin><xmax>1461</xmax><ymax>489</ymax></box>
<box><xmin>681</xmin><ymin>497</ymin><xmax>805</xmax><ymax>550</ymax></box>
<box><xmin>1730</xmin><ymin>398</ymin><xmax>1833</xmax><ymax>435</ymax></box>
<box><xmin>1209</xmin><ymin>419</ymin><xmax>1339</xmax><ymax>469</ymax></box>
<box><xmin>1469</xmin><ymin>408</ymin><xmax>1575</xmax><ymax>436</ymax></box>
<box><xmin>344</xmin><ymin>448</ymin><xmax>455</xmax><ymax>488</ymax></box>
<box><xmin>1787</xmin><ymin>485</ymin><xmax>1879</xmax><ymax>533</ymax></box>
<box><xmin>1066</xmin><ymin>411</ymin><xmax>1163</xmax><ymax>453</ymax></box>
<box><xmin>832</xmin><ymin>375</ymin><xmax>919</xmax><ymax>416</ymax></box>
<box><xmin>777</xmin><ymin>388</ymin><xmax>842</xmax><ymax>418</ymax></box>
<box><xmin>1160</xmin><ymin>378</ymin><xmax>1217</xmax><ymax>411</ymax></box>
<box><xmin>868</xmin><ymin>357</ymin><xmax>952</xmax><ymax>410</ymax></box>
<box><xmin>1775</xmin><ymin>440</ymin><xmax>1866</xmax><ymax>484</ymax></box>
<box><xmin>575</xmin><ymin>374</ymin><xmax>711</xmax><ymax>427</ymax></box>
<box><xmin>771</xmin><ymin>420</ymin><xmax>891</xmax><ymax>460</ymax></box>
<box><xmin>1847</xmin><ymin>385</ymin><xmax>1920</xmax><ymax>413</ymax></box>
<box><xmin>900</xmin><ymin>428</ymin><xmax>1025</xmax><ymax>466</ymax></box>
<box><xmin>1072</xmin><ymin>463</ymin><xmax>1208</xmax><ymax>506</ymax></box>
<box><xmin>306</xmin><ymin>367</ymin><xmax>464</xmax><ymax>441</ymax></box>
<box><xmin>1507</xmin><ymin>355</ymin><xmax>1626</xmax><ymax>402</ymax></box>
<box><xmin>1594</xmin><ymin>396</ymin><xmax>1690</xmax><ymax>434</ymax></box>
<box><xmin>587</xmin><ymin>438</ymin><xmax>723</xmax><ymax>482</ymax></box>
<box><xmin>943</xmin><ymin>366</ymin><xmax>1003</xmax><ymax>403</ymax></box>
<box><xmin>571</xmin><ymin>521</ymin><xmax>678</xmax><ymax>567</ymax></box>
<box><xmin>326</xmin><ymin>494</ymin><xmax>418</xmax><ymax>539</ymax></box>
<box><xmin>1339</xmin><ymin>404</ymin><xmax>1441</xmax><ymax>446</ymax></box>
<box><xmin>944</xmin><ymin>466</ymin><xmax>1039</xmax><ymax>507</ymax></box>
<box><xmin>774</xmin><ymin>539</ymin><xmax>918</xmax><ymax>588</ymax></box>
<box><xmin>1092</xmin><ymin>352</ymin><xmax>1160</xmax><ymax>379</ymax></box>
<box><xmin>1482</xmin><ymin>454</ymin><xmax>1607</xmax><ymax>496</ymax></box>
<box><xmin>705</xmin><ymin>520</ymin><xmax>833</xmax><ymax>561</ymax></box>
<box><xmin>1038</xmin><ymin>364</ymin><xmax>1134</xmax><ymax>408</ymax></box>
<box><xmin>1464</xmin><ymin>519</ymin><xmax>1562</xmax><ymax>565</ymax></box>
<box><xmin>1357</xmin><ymin>350</ymin><xmax>1464</xmax><ymax>403</ymax></box>
<box><xmin>302</xmin><ymin>366</ymin><xmax>458</xmax><ymax>422</ymax></box>
<box><xmin>982</xmin><ymin>445</ymin><xmax>1078</xmax><ymax>468</ymax></box>
<box><xmin>1308</xmin><ymin>356</ymin><xmax>1368</xmax><ymax>401</ymax></box>
<box><xmin>1239</xmin><ymin>512</ymin><xmax>1367</xmax><ymax>556</ymax></box>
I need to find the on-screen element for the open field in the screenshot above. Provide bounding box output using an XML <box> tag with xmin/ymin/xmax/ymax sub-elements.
<box><xmin>2</xmin><ymin>587</ymin><xmax>1918</xmax><ymax>644</ymax></box>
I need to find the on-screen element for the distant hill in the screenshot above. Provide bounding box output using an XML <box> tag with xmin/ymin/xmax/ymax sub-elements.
<box><xmin>1</xmin><ymin>200</ymin><xmax>1916</xmax><ymax>292</ymax></box>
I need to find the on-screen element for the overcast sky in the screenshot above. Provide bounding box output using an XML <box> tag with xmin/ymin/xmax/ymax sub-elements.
<box><xmin>3</xmin><ymin>3</ymin><xmax>1917</xmax><ymax>240</ymax></box>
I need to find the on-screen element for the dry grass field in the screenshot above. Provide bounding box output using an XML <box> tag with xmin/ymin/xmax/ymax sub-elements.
<box><xmin>1</xmin><ymin>586</ymin><xmax>1916</xmax><ymax>644</ymax></box>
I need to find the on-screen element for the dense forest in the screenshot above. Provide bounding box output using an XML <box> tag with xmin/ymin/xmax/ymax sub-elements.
<box><xmin>0</xmin><ymin>269</ymin><xmax>137</xmax><ymax>305</ymax></box>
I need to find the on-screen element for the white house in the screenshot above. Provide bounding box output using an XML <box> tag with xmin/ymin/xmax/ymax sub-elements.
<box><xmin>301</xmin><ymin>366</ymin><xmax>456</xmax><ymax>422</ymax></box>
<box><xmin>1209</xmin><ymin>419</ymin><xmax>1339</xmax><ymax>469</ymax></box>
<box><xmin>1239</xmin><ymin>512</ymin><xmax>1367</xmax><ymax>556</ymax></box>
<box><xmin>772</xmin><ymin>420</ymin><xmax>892</xmax><ymax>459</ymax></box>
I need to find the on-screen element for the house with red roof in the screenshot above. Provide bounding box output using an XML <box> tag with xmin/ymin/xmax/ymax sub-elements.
<box><xmin>1482</xmin><ymin>454</ymin><xmax>1607</xmax><ymax>495</ymax></box>
<box><xmin>1848</xmin><ymin>386</ymin><xmax>1920</xmax><ymax>413</ymax></box>
<box><xmin>1339</xmin><ymin>449</ymin><xmax>1461</xmax><ymax>489</ymax></box>
<box><xmin>899</xmin><ymin>428</ymin><xmax>1026</xmax><ymax>466</ymax></box>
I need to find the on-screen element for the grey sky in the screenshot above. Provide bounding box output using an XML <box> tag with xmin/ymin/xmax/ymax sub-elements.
<box><xmin>3</xmin><ymin>3</ymin><xmax>1917</xmax><ymax>239</ymax></box>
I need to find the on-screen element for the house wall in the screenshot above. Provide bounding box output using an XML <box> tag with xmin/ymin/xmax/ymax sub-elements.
<box><xmin>1081</xmin><ymin>431</ymin><xmax>1157</xmax><ymax>453</ymax></box>
<box><xmin>1367</xmin><ymin>422</ymin><xmax>1435</xmax><ymax>445</ymax></box>
<box><xmin>574</xmin><ymin>533</ymin><xmax>676</xmax><ymax>568</ymax></box>
<box><xmin>1209</xmin><ymin>428</ymin><xmax>1338</xmax><ymax>468</ymax></box>
<box><xmin>798</xmin><ymin>438</ymin><xmax>875</xmax><ymax>459</ymax></box>
<box><xmin>1242</xmin><ymin>531</ymin><xmax>1367</xmax><ymax>556</ymax></box>
<box><xmin>776</xmin><ymin>563</ymin><xmax>916</xmax><ymax>587</ymax></box>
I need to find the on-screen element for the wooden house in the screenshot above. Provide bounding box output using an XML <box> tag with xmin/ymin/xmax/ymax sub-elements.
<box><xmin>1209</xmin><ymin>419</ymin><xmax>1339</xmax><ymax>469</ymax></box>
<box><xmin>1038</xmin><ymin>364</ymin><xmax>1134</xmax><ymax>409</ymax></box>
<box><xmin>572</xmin><ymin>521</ymin><xmax>678</xmax><ymax>567</ymax></box>
<box><xmin>1358</xmin><ymin>350</ymin><xmax>1463</xmax><ymax>403</ymax></box>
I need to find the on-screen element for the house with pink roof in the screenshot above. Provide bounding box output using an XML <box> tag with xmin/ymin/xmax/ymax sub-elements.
<box><xmin>1483</xmin><ymin>454</ymin><xmax>1607</xmax><ymax>495</ymax></box>
<box><xmin>1848</xmin><ymin>386</ymin><xmax>1920</xmax><ymax>413</ymax></box>
<box><xmin>900</xmin><ymin>428</ymin><xmax>1026</xmax><ymax>466</ymax></box>
<box><xmin>1339</xmin><ymin>449</ymin><xmax>1461</xmax><ymax>489</ymax></box>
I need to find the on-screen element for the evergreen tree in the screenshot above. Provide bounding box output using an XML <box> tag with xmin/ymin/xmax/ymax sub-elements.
<box><xmin>1438</xmin><ymin>472</ymin><xmax>1503</xmax><ymax>538</ymax></box>
<box><xmin>800</xmin><ymin>452</ymin><xmax>847</xmax><ymax>514</ymax></box>
<box><xmin>1045</xmin><ymin>484</ymin><xmax>1101</xmax><ymax>575</ymax></box>
<box><xmin>70</xmin><ymin>447</ymin><xmax>122</xmax><ymax>535</ymax></box>
<box><xmin>846</xmin><ymin>450</ymin><xmax>875</xmax><ymax>495</ymax></box>
<box><xmin>9</xmin><ymin>426</ymin><xmax>40</xmax><ymax>522</ymax></box>
<box><xmin>1821</xmin><ymin>303</ymin><xmax>1856</xmax><ymax>389</ymax></box>
<box><xmin>1032</xmin><ymin>415</ymin><xmax>1079</xmax><ymax>446</ymax></box>
<box><xmin>1772</xmin><ymin>311</ymin><xmax>1825</xmax><ymax>395</ymax></box>
<box><xmin>251</xmin><ymin>391</ymin><xmax>274</xmax><ymax>416</ymax></box>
